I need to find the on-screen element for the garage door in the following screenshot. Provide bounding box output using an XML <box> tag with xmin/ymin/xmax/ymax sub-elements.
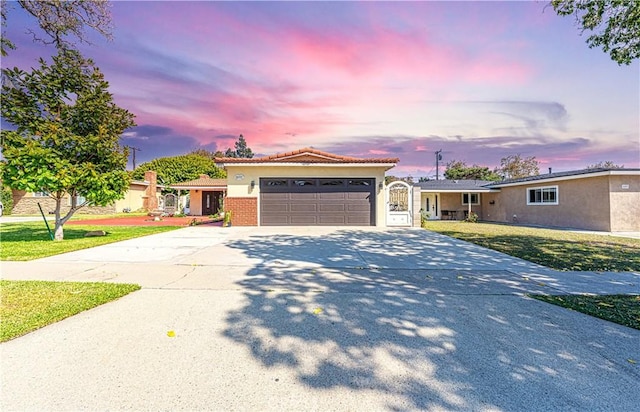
<box><xmin>260</xmin><ymin>178</ymin><xmax>375</xmax><ymax>226</ymax></box>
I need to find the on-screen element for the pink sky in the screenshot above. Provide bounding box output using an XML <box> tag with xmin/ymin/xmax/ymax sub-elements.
<box><xmin>3</xmin><ymin>1</ymin><xmax>639</xmax><ymax>176</ymax></box>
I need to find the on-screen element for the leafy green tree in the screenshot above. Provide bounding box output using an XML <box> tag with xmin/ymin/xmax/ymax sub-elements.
<box><xmin>224</xmin><ymin>134</ymin><xmax>254</xmax><ymax>158</ymax></box>
<box><xmin>444</xmin><ymin>160</ymin><xmax>501</xmax><ymax>181</ymax></box>
<box><xmin>1</xmin><ymin>0</ymin><xmax>112</xmax><ymax>56</ymax></box>
<box><xmin>499</xmin><ymin>154</ymin><xmax>540</xmax><ymax>180</ymax></box>
<box><xmin>1</xmin><ymin>49</ymin><xmax>135</xmax><ymax>240</ymax></box>
<box><xmin>586</xmin><ymin>160</ymin><xmax>624</xmax><ymax>169</ymax></box>
<box><xmin>551</xmin><ymin>0</ymin><xmax>639</xmax><ymax>65</ymax></box>
<box><xmin>132</xmin><ymin>154</ymin><xmax>226</xmax><ymax>186</ymax></box>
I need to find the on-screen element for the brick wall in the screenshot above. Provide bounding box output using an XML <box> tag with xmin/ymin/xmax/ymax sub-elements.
<box><xmin>224</xmin><ymin>197</ymin><xmax>258</xmax><ymax>226</ymax></box>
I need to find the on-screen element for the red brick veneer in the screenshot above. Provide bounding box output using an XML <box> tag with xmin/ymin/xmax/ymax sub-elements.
<box><xmin>224</xmin><ymin>197</ymin><xmax>258</xmax><ymax>226</ymax></box>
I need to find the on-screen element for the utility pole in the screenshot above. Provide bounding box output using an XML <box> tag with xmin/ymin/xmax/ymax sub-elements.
<box><xmin>128</xmin><ymin>146</ymin><xmax>141</xmax><ymax>169</ymax></box>
<box><xmin>435</xmin><ymin>149</ymin><xmax>443</xmax><ymax>180</ymax></box>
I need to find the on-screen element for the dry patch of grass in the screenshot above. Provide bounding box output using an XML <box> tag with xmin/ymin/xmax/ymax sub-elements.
<box><xmin>422</xmin><ymin>221</ymin><xmax>640</xmax><ymax>272</ymax></box>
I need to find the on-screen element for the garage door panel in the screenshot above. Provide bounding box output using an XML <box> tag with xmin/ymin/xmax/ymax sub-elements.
<box><xmin>319</xmin><ymin>204</ymin><xmax>346</xmax><ymax>212</ymax></box>
<box><xmin>290</xmin><ymin>192</ymin><xmax>318</xmax><ymax>200</ymax></box>
<box><xmin>291</xmin><ymin>215</ymin><xmax>318</xmax><ymax>225</ymax></box>
<box><xmin>291</xmin><ymin>203</ymin><xmax>317</xmax><ymax>212</ymax></box>
<box><xmin>260</xmin><ymin>178</ymin><xmax>374</xmax><ymax>226</ymax></box>
<box><xmin>319</xmin><ymin>192</ymin><xmax>347</xmax><ymax>200</ymax></box>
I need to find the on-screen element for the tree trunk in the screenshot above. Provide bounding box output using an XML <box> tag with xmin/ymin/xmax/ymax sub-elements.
<box><xmin>54</xmin><ymin>222</ymin><xmax>64</xmax><ymax>241</ymax></box>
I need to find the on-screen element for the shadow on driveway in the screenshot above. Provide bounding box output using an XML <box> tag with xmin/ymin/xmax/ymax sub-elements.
<box><xmin>220</xmin><ymin>229</ymin><xmax>640</xmax><ymax>410</ymax></box>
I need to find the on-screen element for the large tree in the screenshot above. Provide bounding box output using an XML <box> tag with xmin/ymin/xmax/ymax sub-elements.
<box><xmin>1</xmin><ymin>49</ymin><xmax>135</xmax><ymax>240</ymax></box>
<box><xmin>551</xmin><ymin>0</ymin><xmax>640</xmax><ymax>65</ymax></box>
<box><xmin>1</xmin><ymin>0</ymin><xmax>112</xmax><ymax>55</ymax></box>
<box><xmin>132</xmin><ymin>154</ymin><xmax>226</xmax><ymax>186</ymax></box>
<box><xmin>498</xmin><ymin>154</ymin><xmax>540</xmax><ymax>180</ymax></box>
<box><xmin>223</xmin><ymin>134</ymin><xmax>254</xmax><ymax>158</ymax></box>
<box><xmin>586</xmin><ymin>160</ymin><xmax>624</xmax><ymax>169</ymax></box>
<box><xmin>444</xmin><ymin>160</ymin><xmax>501</xmax><ymax>181</ymax></box>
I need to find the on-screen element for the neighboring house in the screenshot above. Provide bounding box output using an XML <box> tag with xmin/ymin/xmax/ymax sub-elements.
<box><xmin>10</xmin><ymin>171</ymin><xmax>162</xmax><ymax>215</ymax></box>
<box><xmin>417</xmin><ymin>179</ymin><xmax>498</xmax><ymax>221</ymax></box>
<box><xmin>215</xmin><ymin>148</ymin><xmax>399</xmax><ymax>226</ymax></box>
<box><xmin>418</xmin><ymin>168</ymin><xmax>640</xmax><ymax>232</ymax></box>
<box><xmin>170</xmin><ymin>175</ymin><xmax>227</xmax><ymax>216</ymax></box>
<box><xmin>485</xmin><ymin>168</ymin><xmax>640</xmax><ymax>232</ymax></box>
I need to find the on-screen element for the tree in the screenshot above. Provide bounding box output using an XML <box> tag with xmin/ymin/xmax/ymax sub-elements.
<box><xmin>1</xmin><ymin>49</ymin><xmax>135</xmax><ymax>240</ymax></box>
<box><xmin>444</xmin><ymin>160</ymin><xmax>502</xmax><ymax>181</ymax></box>
<box><xmin>498</xmin><ymin>154</ymin><xmax>540</xmax><ymax>180</ymax></box>
<box><xmin>586</xmin><ymin>160</ymin><xmax>624</xmax><ymax>169</ymax></box>
<box><xmin>223</xmin><ymin>134</ymin><xmax>254</xmax><ymax>158</ymax></box>
<box><xmin>131</xmin><ymin>154</ymin><xmax>226</xmax><ymax>186</ymax></box>
<box><xmin>551</xmin><ymin>0</ymin><xmax>640</xmax><ymax>65</ymax></box>
<box><xmin>1</xmin><ymin>0</ymin><xmax>112</xmax><ymax>55</ymax></box>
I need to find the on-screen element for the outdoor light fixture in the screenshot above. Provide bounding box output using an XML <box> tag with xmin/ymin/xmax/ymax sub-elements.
<box><xmin>378</xmin><ymin>182</ymin><xmax>384</xmax><ymax>191</ymax></box>
<box><xmin>250</xmin><ymin>180</ymin><xmax>256</xmax><ymax>190</ymax></box>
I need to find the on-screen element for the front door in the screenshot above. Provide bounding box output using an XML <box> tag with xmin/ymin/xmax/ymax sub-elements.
<box><xmin>423</xmin><ymin>193</ymin><xmax>439</xmax><ymax>219</ymax></box>
<box><xmin>202</xmin><ymin>191</ymin><xmax>216</xmax><ymax>215</ymax></box>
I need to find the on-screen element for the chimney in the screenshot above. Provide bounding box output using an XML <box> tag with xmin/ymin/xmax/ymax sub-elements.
<box><xmin>548</xmin><ymin>167</ymin><xmax>552</xmax><ymax>174</ymax></box>
<box><xmin>143</xmin><ymin>171</ymin><xmax>158</xmax><ymax>211</ymax></box>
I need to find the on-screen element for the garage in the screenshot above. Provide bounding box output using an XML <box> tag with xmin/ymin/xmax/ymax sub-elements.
<box><xmin>260</xmin><ymin>178</ymin><xmax>375</xmax><ymax>226</ymax></box>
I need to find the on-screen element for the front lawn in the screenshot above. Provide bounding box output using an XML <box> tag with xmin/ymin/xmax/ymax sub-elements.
<box><xmin>531</xmin><ymin>294</ymin><xmax>640</xmax><ymax>330</ymax></box>
<box><xmin>0</xmin><ymin>222</ymin><xmax>180</xmax><ymax>260</ymax></box>
<box><xmin>0</xmin><ymin>280</ymin><xmax>140</xmax><ymax>342</ymax></box>
<box><xmin>422</xmin><ymin>221</ymin><xmax>640</xmax><ymax>272</ymax></box>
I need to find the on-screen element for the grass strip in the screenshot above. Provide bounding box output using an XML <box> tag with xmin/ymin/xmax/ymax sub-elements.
<box><xmin>530</xmin><ymin>294</ymin><xmax>640</xmax><ymax>330</ymax></box>
<box><xmin>0</xmin><ymin>222</ymin><xmax>180</xmax><ymax>261</ymax></box>
<box><xmin>422</xmin><ymin>221</ymin><xmax>640</xmax><ymax>272</ymax></box>
<box><xmin>0</xmin><ymin>280</ymin><xmax>141</xmax><ymax>342</ymax></box>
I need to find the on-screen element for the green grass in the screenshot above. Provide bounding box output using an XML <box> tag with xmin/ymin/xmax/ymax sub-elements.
<box><xmin>0</xmin><ymin>280</ymin><xmax>141</xmax><ymax>342</ymax></box>
<box><xmin>422</xmin><ymin>221</ymin><xmax>640</xmax><ymax>272</ymax></box>
<box><xmin>531</xmin><ymin>294</ymin><xmax>640</xmax><ymax>330</ymax></box>
<box><xmin>0</xmin><ymin>222</ymin><xmax>180</xmax><ymax>261</ymax></box>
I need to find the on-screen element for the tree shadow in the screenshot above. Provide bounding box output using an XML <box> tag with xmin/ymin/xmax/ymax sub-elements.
<box><xmin>222</xmin><ymin>229</ymin><xmax>640</xmax><ymax>410</ymax></box>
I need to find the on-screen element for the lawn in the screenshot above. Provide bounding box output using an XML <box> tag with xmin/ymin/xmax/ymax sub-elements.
<box><xmin>530</xmin><ymin>294</ymin><xmax>640</xmax><ymax>330</ymax></box>
<box><xmin>422</xmin><ymin>221</ymin><xmax>640</xmax><ymax>272</ymax></box>
<box><xmin>0</xmin><ymin>222</ymin><xmax>180</xmax><ymax>260</ymax></box>
<box><xmin>0</xmin><ymin>280</ymin><xmax>140</xmax><ymax>342</ymax></box>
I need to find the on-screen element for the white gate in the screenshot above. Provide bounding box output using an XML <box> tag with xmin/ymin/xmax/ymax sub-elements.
<box><xmin>386</xmin><ymin>181</ymin><xmax>412</xmax><ymax>226</ymax></box>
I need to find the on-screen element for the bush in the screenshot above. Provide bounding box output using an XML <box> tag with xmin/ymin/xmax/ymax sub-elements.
<box><xmin>465</xmin><ymin>211</ymin><xmax>478</xmax><ymax>223</ymax></box>
<box><xmin>1</xmin><ymin>186</ymin><xmax>13</xmax><ymax>215</ymax></box>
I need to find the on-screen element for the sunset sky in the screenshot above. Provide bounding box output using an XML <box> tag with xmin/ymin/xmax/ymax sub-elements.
<box><xmin>3</xmin><ymin>1</ymin><xmax>639</xmax><ymax>176</ymax></box>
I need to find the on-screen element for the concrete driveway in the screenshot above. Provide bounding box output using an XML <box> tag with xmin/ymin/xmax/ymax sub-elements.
<box><xmin>1</xmin><ymin>226</ymin><xmax>639</xmax><ymax>411</ymax></box>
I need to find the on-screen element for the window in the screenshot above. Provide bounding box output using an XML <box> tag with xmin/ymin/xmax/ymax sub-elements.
<box><xmin>527</xmin><ymin>186</ymin><xmax>558</xmax><ymax>205</ymax></box>
<box><xmin>462</xmin><ymin>193</ymin><xmax>479</xmax><ymax>205</ymax></box>
<box><xmin>349</xmin><ymin>179</ymin><xmax>370</xmax><ymax>186</ymax></box>
<box><xmin>33</xmin><ymin>191</ymin><xmax>49</xmax><ymax>197</ymax></box>
<box><xmin>293</xmin><ymin>179</ymin><xmax>315</xmax><ymax>186</ymax></box>
<box><xmin>68</xmin><ymin>195</ymin><xmax>88</xmax><ymax>206</ymax></box>
<box><xmin>263</xmin><ymin>179</ymin><xmax>288</xmax><ymax>186</ymax></box>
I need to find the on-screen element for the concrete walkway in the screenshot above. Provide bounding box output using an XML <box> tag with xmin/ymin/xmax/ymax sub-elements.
<box><xmin>1</xmin><ymin>226</ymin><xmax>639</xmax><ymax>411</ymax></box>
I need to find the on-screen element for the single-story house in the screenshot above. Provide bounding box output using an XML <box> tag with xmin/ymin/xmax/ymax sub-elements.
<box><xmin>418</xmin><ymin>168</ymin><xmax>639</xmax><ymax>232</ymax></box>
<box><xmin>215</xmin><ymin>148</ymin><xmax>401</xmax><ymax>226</ymax></box>
<box><xmin>170</xmin><ymin>175</ymin><xmax>227</xmax><ymax>216</ymax></box>
<box><xmin>10</xmin><ymin>171</ymin><xmax>162</xmax><ymax>215</ymax></box>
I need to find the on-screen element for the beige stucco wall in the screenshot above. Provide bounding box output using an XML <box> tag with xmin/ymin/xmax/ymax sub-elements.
<box><xmin>114</xmin><ymin>183</ymin><xmax>147</xmax><ymax>212</ymax></box>
<box><xmin>224</xmin><ymin>165</ymin><xmax>389</xmax><ymax>226</ymax></box>
<box><xmin>608</xmin><ymin>175</ymin><xmax>640</xmax><ymax>231</ymax></box>
<box><xmin>489</xmin><ymin>176</ymin><xmax>612</xmax><ymax>231</ymax></box>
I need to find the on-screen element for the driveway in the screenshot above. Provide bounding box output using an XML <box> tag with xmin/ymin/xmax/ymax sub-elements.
<box><xmin>1</xmin><ymin>226</ymin><xmax>639</xmax><ymax>411</ymax></box>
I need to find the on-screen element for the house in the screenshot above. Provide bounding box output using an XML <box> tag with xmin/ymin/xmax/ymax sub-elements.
<box><xmin>214</xmin><ymin>148</ymin><xmax>399</xmax><ymax>226</ymax></box>
<box><xmin>417</xmin><ymin>168</ymin><xmax>640</xmax><ymax>232</ymax></box>
<box><xmin>170</xmin><ymin>175</ymin><xmax>227</xmax><ymax>216</ymax></box>
<box><xmin>10</xmin><ymin>171</ymin><xmax>162</xmax><ymax>215</ymax></box>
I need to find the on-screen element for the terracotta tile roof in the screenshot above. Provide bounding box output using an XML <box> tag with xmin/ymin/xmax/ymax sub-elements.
<box><xmin>215</xmin><ymin>147</ymin><xmax>399</xmax><ymax>164</ymax></box>
<box><xmin>171</xmin><ymin>175</ymin><xmax>227</xmax><ymax>188</ymax></box>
